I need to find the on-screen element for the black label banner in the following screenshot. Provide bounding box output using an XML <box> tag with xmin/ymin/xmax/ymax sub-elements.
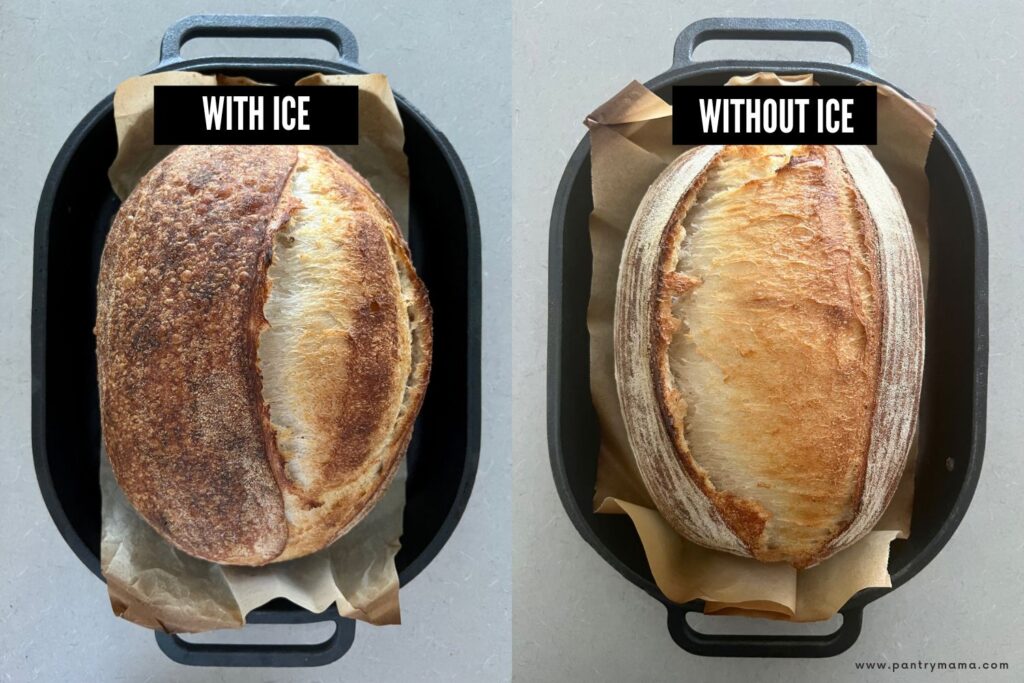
<box><xmin>153</xmin><ymin>85</ymin><xmax>359</xmax><ymax>145</ymax></box>
<box><xmin>672</xmin><ymin>85</ymin><xmax>877</xmax><ymax>145</ymax></box>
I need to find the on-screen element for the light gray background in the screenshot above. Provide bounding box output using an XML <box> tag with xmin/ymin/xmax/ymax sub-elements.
<box><xmin>0</xmin><ymin>0</ymin><xmax>510</xmax><ymax>681</ymax></box>
<box><xmin>512</xmin><ymin>0</ymin><xmax>1024</xmax><ymax>681</ymax></box>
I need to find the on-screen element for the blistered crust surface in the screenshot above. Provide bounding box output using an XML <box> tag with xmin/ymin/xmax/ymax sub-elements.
<box><xmin>96</xmin><ymin>145</ymin><xmax>297</xmax><ymax>565</ymax></box>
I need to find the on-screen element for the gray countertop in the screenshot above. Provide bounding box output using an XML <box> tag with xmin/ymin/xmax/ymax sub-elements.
<box><xmin>512</xmin><ymin>0</ymin><xmax>1023</xmax><ymax>681</ymax></box>
<box><xmin>0</xmin><ymin>0</ymin><xmax>509</xmax><ymax>681</ymax></box>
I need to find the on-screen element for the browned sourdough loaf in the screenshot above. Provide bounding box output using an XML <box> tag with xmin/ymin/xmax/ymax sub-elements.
<box><xmin>614</xmin><ymin>145</ymin><xmax>923</xmax><ymax>569</ymax></box>
<box><xmin>95</xmin><ymin>145</ymin><xmax>431</xmax><ymax>566</ymax></box>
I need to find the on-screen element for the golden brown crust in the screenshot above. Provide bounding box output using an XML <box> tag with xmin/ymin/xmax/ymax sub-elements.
<box><xmin>651</xmin><ymin>146</ymin><xmax>882</xmax><ymax>567</ymax></box>
<box><xmin>614</xmin><ymin>144</ymin><xmax>922</xmax><ymax>569</ymax></box>
<box><xmin>96</xmin><ymin>145</ymin><xmax>431</xmax><ymax>566</ymax></box>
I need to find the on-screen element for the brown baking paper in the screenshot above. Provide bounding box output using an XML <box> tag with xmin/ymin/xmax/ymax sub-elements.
<box><xmin>100</xmin><ymin>71</ymin><xmax>412</xmax><ymax>633</ymax></box>
<box><xmin>587</xmin><ymin>74</ymin><xmax>935</xmax><ymax>622</ymax></box>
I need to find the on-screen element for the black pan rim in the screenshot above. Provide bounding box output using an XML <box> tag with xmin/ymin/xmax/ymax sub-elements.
<box><xmin>31</xmin><ymin>56</ymin><xmax>482</xmax><ymax>602</ymax></box>
<box><xmin>547</xmin><ymin>58</ymin><xmax>988</xmax><ymax>615</ymax></box>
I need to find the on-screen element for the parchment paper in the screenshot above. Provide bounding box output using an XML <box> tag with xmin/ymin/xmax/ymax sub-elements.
<box><xmin>101</xmin><ymin>71</ymin><xmax>412</xmax><ymax>632</ymax></box>
<box><xmin>587</xmin><ymin>74</ymin><xmax>935</xmax><ymax>622</ymax></box>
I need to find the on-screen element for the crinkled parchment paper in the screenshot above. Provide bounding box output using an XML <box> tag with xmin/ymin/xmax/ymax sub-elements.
<box><xmin>587</xmin><ymin>74</ymin><xmax>935</xmax><ymax>622</ymax></box>
<box><xmin>101</xmin><ymin>71</ymin><xmax>411</xmax><ymax>632</ymax></box>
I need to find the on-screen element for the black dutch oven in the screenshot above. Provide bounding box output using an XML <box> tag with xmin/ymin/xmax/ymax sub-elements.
<box><xmin>548</xmin><ymin>18</ymin><xmax>987</xmax><ymax>658</ymax></box>
<box><xmin>32</xmin><ymin>14</ymin><xmax>480</xmax><ymax>667</ymax></box>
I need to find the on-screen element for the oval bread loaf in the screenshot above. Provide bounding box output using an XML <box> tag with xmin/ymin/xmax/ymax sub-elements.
<box><xmin>95</xmin><ymin>145</ymin><xmax>431</xmax><ymax>566</ymax></box>
<box><xmin>614</xmin><ymin>144</ymin><xmax>923</xmax><ymax>569</ymax></box>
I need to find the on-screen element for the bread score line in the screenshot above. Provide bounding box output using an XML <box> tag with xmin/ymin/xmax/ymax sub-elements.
<box><xmin>613</xmin><ymin>144</ymin><xmax>923</xmax><ymax>569</ymax></box>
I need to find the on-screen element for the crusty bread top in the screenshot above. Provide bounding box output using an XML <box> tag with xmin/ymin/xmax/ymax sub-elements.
<box><xmin>96</xmin><ymin>145</ymin><xmax>431</xmax><ymax>565</ymax></box>
<box><xmin>614</xmin><ymin>145</ymin><xmax>923</xmax><ymax>568</ymax></box>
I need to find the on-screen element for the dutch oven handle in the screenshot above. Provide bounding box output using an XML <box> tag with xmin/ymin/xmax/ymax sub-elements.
<box><xmin>665</xmin><ymin>604</ymin><xmax>863</xmax><ymax>658</ymax></box>
<box><xmin>673</xmin><ymin>17</ymin><xmax>871</xmax><ymax>72</ymax></box>
<box><xmin>154</xmin><ymin>609</ymin><xmax>356</xmax><ymax>667</ymax></box>
<box><xmin>159</xmin><ymin>14</ymin><xmax>360</xmax><ymax>66</ymax></box>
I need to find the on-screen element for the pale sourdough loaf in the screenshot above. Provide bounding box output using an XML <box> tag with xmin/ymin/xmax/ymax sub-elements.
<box><xmin>614</xmin><ymin>145</ymin><xmax>923</xmax><ymax>568</ymax></box>
<box><xmin>95</xmin><ymin>145</ymin><xmax>431</xmax><ymax>566</ymax></box>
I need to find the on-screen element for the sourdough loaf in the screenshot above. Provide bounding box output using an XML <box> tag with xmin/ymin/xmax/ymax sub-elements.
<box><xmin>614</xmin><ymin>144</ymin><xmax>923</xmax><ymax>568</ymax></box>
<box><xmin>95</xmin><ymin>145</ymin><xmax>431</xmax><ymax>566</ymax></box>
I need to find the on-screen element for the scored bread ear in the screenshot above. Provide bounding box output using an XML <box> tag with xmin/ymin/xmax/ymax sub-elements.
<box><xmin>614</xmin><ymin>145</ymin><xmax>749</xmax><ymax>557</ymax></box>
<box><xmin>614</xmin><ymin>144</ymin><xmax>923</xmax><ymax>569</ymax></box>
<box><xmin>258</xmin><ymin>145</ymin><xmax>432</xmax><ymax>562</ymax></box>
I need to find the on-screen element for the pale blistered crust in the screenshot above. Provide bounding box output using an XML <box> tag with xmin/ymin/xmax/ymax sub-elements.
<box><xmin>614</xmin><ymin>144</ymin><xmax>923</xmax><ymax>569</ymax></box>
<box><xmin>96</xmin><ymin>145</ymin><xmax>431</xmax><ymax>566</ymax></box>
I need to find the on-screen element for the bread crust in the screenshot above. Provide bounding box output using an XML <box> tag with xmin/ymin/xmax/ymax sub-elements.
<box><xmin>260</xmin><ymin>146</ymin><xmax>433</xmax><ymax>562</ymax></box>
<box><xmin>614</xmin><ymin>145</ymin><xmax>923</xmax><ymax>568</ymax></box>
<box><xmin>96</xmin><ymin>145</ymin><xmax>431</xmax><ymax>566</ymax></box>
